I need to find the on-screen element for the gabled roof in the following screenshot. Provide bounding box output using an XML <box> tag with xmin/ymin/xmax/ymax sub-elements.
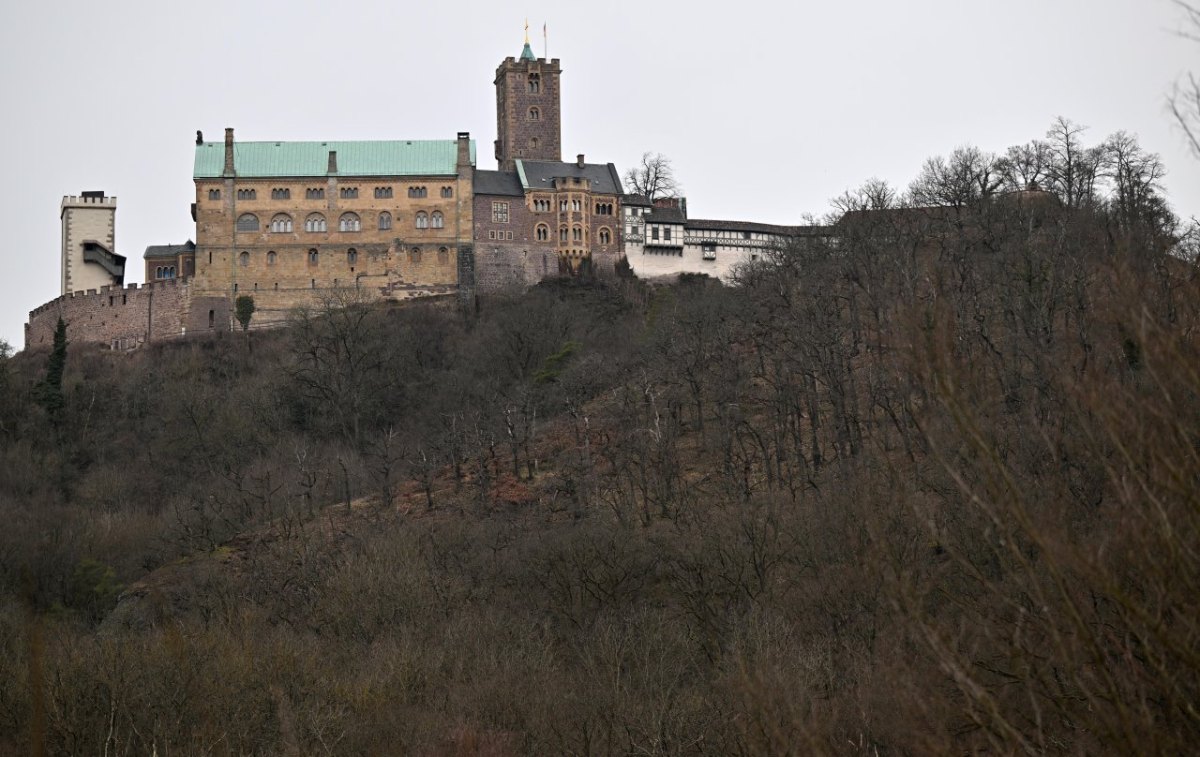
<box><xmin>645</xmin><ymin>207</ymin><xmax>687</xmax><ymax>224</ymax></box>
<box><xmin>517</xmin><ymin>160</ymin><xmax>624</xmax><ymax>195</ymax></box>
<box><xmin>144</xmin><ymin>240</ymin><xmax>196</xmax><ymax>259</ymax></box>
<box><xmin>622</xmin><ymin>193</ymin><xmax>652</xmax><ymax>207</ymax></box>
<box><xmin>194</xmin><ymin>139</ymin><xmax>475</xmax><ymax>179</ymax></box>
<box><xmin>474</xmin><ymin>170</ymin><xmax>524</xmax><ymax>197</ymax></box>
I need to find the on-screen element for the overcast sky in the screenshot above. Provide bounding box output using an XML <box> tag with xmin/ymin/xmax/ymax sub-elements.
<box><xmin>1</xmin><ymin>0</ymin><xmax>1196</xmax><ymax>348</ymax></box>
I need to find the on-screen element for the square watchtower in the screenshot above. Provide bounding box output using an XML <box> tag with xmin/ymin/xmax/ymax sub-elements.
<box><xmin>495</xmin><ymin>41</ymin><xmax>561</xmax><ymax>171</ymax></box>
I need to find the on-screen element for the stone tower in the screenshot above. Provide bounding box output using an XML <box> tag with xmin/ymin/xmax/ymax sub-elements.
<box><xmin>61</xmin><ymin>191</ymin><xmax>124</xmax><ymax>295</ymax></box>
<box><xmin>494</xmin><ymin>37</ymin><xmax>561</xmax><ymax>170</ymax></box>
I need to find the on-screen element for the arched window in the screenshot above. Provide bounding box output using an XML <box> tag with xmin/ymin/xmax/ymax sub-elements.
<box><xmin>408</xmin><ymin>186</ymin><xmax>427</xmax><ymax>198</ymax></box>
<box><xmin>238</xmin><ymin>251</ymin><xmax>250</xmax><ymax>267</ymax></box>
<box><xmin>441</xmin><ymin>186</ymin><xmax>453</xmax><ymax>198</ymax></box>
<box><xmin>338</xmin><ymin>212</ymin><xmax>361</xmax><ymax>232</ymax></box>
<box><xmin>308</xmin><ymin>249</ymin><xmax>319</xmax><ymax>265</ymax></box>
<box><xmin>271</xmin><ymin>188</ymin><xmax>290</xmax><ymax>200</ymax></box>
<box><xmin>529</xmin><ymin>107</ymin><xmax>540</xmax><ymax>121</ymax></box>
<box><xmin>431</xmin><ymin>211</ymin><xmax>444</xmax><ymax>229</ymax></box>
<box><xmin>378</xmin><ymin>211</ymin><xmax>392</xmax><ymax>230</ymax></box>
<box><xmin>270</xmin><ymin>214</ymin><xmax>293</xmax><ymax>233</ymax></box>
<box><xmin>237</xmin><ymin>188</ymin><xmax>256</xmax><ymax>201</ymax></box>
<box><xmin>410</xmin><ymin>247</ymin><xmax>422</xmax><ymax>263</ymax></box>
<box><xmin>572</xmin><ymin>227</ymin><xmax>582</xmax><ymax>242</ymax></box>
<box><xmin>208</xmin><ymin>189</ymin><xmax>220</xmax><ymax>201</ymax></box>
<box><xmin>528</xmin><ymin>73</ymin><xmax>540</xmax><ymax>93</ymax></box>
<box><xmin>536</xmin><ymin>224</ymin><xmax>549</xmax><ymax>241</ymax></box>
<box><xmin>155</xmin><ymin>266</ymin><xmax>162</xmax><ymax>279</ymax></box>
<box><xmin>305</xmin><ymin>213</ymin><xmax>327</xmax><ymax>232</ymax></box>
<box><xmin>530</xmin><ymin>137</ymin><xmax>539</xmax><ymax>150</ymax></box>
<box><xmin>347</xmin><ymin>248</ymin><xmax>358</xmax><ymax>265</ymax></box>
<box><xmin>267</xmin><ymin>251</ymin><xmax>277</xmax><ymax>266</ymax></box>
<box><xmin>599</xmin><ymin>228</ymin><xmax>611</xmax><ymax>245</ymax></box>
<box><xmin>559</xmin><ymin>227</ymin><xmax>568</xmax><ymax>243</ymax></box>
<box><xmin>236</xmin><ymin>213</ymin><xmax>259</xmax><ymax>232</ymax></box>
<box><xmin>438</xmin><ymin>247</ymin><xmax>450</xmax><ymax>264</ymax></box>
<box><xmin>415</xmin><ymin>211</ymin><xmax>428</xmax><ymax>229</ymax></box>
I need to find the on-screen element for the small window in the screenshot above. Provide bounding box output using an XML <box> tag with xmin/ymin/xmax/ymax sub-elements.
<box><xmin>559</xmin><ymin>200</ymin><xmax>568</xmax><ymax>212</ymax></box>
<box><xmin>599</xmin><ymin>228</ymin><xmax>611</xmax><ymax>245</ymax></box>
<box><xmin>572</xmin><ymin>199</ymin><xmax>581</xmax><ymax>212</ymax></box>
<box><xmin>529</xmin><ymin>107</ymin><xmax>540</xmax><ymax>121</ymax></box>
<box><xmin>306</xmin><ymin>188</ymin><xmax>325</xmax><ymax>200</ymax></box>
<box><xmin>536</xmin><ymin>224</ymin><xmax>549</xmax><ymax>241</ymax></box>
<box><xmin>559</xmin><ymin>227</ymin><xmax>568</xmax><ymax>242</ymax></box>
<box><xmin>410</xmin><ymin>247</ymin><xmax>422</xmax><ymax>263</ymax></box>
<box><xmin>270</xmin><ymin>214</ymin><xmax>293</xmax><ymax>233</ymax></box>
<box><xmin>237</xmin><ymin>188</ymin><xmax>256</xmax><ymax>201</ymax></box>
<box><xmin>338</xmin><ymin>212</ymin><xmax>361</xmax><ymax>232</ymax></box>
<box><xmin>652</xmin><ymin>226</ymin><xmax>660</xmax><ymax>241</ymax></box>
<box><xmin>308</xmin><ymin>249</ymin><xmax>319</xmax><ymax>265</ymax></box>
<box><xmin>572</xmin><ymin>227</ymin><xmax>582</xmax><ymax>242</ymax></box>
<box><xmin>374</xmin><ymin>186</ymin><xmax>393</xmax><ymax>199</ymax></box>
<box><xmin>208</xmin><ymin>309</ymin><xmax>215</xmax><ymax>328</ymax></box>
<box><xmin>236</xmin><ymin>213</ymin><xmax>259</xmax><ymax>232</ymax></box>
<box><xmin>408</xmin><ymin>186</ymin><xmax>427</xmax><ymax>199</ymax></box>
<box><xmin>534</xmin><ymin>198</ymin><xmax>550</xmax><ymax>212</ymax></box>
<box><xmin>340</xmin><ymin>187</ymin><xmax>359</xmax><ymax>199</ymax></box>
<box><xmin>529</xmin><ymin>137</ymin><xmax>539</xmax><ymax>150</ymax></box>
<box><xmin>238</xmin><ymin>251</ymin><xmax>249</xmax><ymax>267</ymax></box>
<box><xmin>431</xmin><ymin>211</ymin><xmax>444</xmax><ymax>229</ymax></box>
<box><xmin>305</xmin><ymin>213</ymin><xmax>327</xmax><ymax>232</ymax></box>
<box><xmin>208</xmin><ymin>189</ymin><xmax>221</xmax><ymax>201</ymax></box>
<box><xmin>378</xmin><ymin>211</ymin><xmax>392</xmax><ymax>230</ymax></box>
<box><xmin>271</xmin><ymin>188</ymin><xmax>291</xmax><ymax>200</ymax></box>
<box><xmin>415</xmin><ymin>211</ymin><xmax>428</xmax><ymax>229</ymax></box>
<box><xmin>664</xmin><ymin>227</ymin><xmax>672</xmax><ymax>241</ymax></box>
<box><xmin>267</xmin><ymin>251</ymin><xmax>277</xmax><ymax>265</ymax></box>
<box><xmin>441</xmin><ymin>186</ymin><xmax>453</xmax><ymax>198</ymax></box>
<box><xmin>528</xmin><ymin>73</ymin><xmax>540</xmax><ymax>93</ymax></box>
<box><xmin>347</xmin><ymin>248</ymin><xmax>358</xmax><ymax>265</ymax></box>
<box><xmin>438</xmin><ymin>247</ymin><xmax>449</xmax><ymax>264</ymax></box>
<box><xmin>492</xmin><ymin>202</ymin><xmax>509</xmax><ymax>223</ymax></box>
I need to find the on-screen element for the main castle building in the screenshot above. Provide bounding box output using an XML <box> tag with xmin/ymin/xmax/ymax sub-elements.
<box><xmin>26</xmin><ymin>37</ymin><xmax>819</xmax><ymax>350</ymax></box>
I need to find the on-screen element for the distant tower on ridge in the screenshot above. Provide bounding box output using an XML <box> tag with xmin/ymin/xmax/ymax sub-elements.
<box><xmin>61</xmin><ymin>191</ymin><xmax>124</xmax><ymax>295</ymax></box>
<box><xmin>494</xmin><ymin>25</ymin><xmax>561</xmax><ymax>170</ymax></box>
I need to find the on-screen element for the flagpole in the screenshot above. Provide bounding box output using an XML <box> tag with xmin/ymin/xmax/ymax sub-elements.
<box><xmin>544</xmin><ymin>23</ymin><xmax>548</xmax><ymax>59</ymax></box>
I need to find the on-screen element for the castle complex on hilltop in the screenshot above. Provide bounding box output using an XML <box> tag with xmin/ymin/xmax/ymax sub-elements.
<box><xmin>26</xmin><ymin>37</ymin><xmax>823</xmax><ymax>351</ymax></box>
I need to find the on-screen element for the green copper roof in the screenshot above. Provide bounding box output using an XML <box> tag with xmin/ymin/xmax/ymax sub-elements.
<box><xmin>193</xmin><ymin>139</ymin><xmax>476</xmax><ymax>179</ymax></box>
<box><xmin>520</xmin><ymin>42</ymin><xmax>536</xmax><ymax>60</ymax></box>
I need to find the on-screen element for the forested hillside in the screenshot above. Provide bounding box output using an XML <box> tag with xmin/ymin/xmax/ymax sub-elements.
<box><xmin>1</xmin><ymin>123</ymin><xmax>1198</xmax><ymax>754</ymax></box>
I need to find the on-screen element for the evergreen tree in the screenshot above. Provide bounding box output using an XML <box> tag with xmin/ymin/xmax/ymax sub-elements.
<box><xmin>35</xmin><ymin>318</ymin><xmax>67</xmax><ymax>427</ymax></box>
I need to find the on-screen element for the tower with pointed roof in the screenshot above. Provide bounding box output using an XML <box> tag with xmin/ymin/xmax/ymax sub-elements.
<box><xmin>494</xmin><ymin>29</ymin><xmax>561</xmax><ymax>171</ymax></box>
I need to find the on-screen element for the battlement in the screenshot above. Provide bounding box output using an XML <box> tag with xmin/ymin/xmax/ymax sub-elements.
<box><xmin>499</xmin><ymin>57</ymin><xmax>560</xmax><ymax>67</ymax></box>
<box><xmin>61</xmin><ymin>194</ymin><xmax>118</xmax><ymax>209</ymax></box>
<box><xmin>29</xmin><ymin>278</ymin><xmax>181</xmax><ymax>318</ymax></box>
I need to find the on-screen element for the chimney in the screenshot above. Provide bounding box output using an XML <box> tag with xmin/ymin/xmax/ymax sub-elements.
<box><xmin>456</xmin><ymin>132</ymin><xmax>471</xmax><ymax>168</ymax></box>
<box><xmin>223</xmin><ymin>128</ymin><xmax>235</xmax><ymax>177</ymax></box>
<box><xmin>196</xmin><ymin>130</ymin><xmax>203</xmax><ymax>145</ymax></box>
<box><xmin>327</xmin><ymin>150</ymin><xmax>338</xmax><ymax>174</ymax></box>
<box><xmin>577</xmin><ymin>154</ymin><xmax>585</xmax><ymax>168</ymax></box>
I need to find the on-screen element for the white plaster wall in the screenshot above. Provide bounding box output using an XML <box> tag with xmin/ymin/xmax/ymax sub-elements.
<box><xmin>61</xmin><ymin>199</ymin><xmax>117</xmax><ymax>295</ymax></box>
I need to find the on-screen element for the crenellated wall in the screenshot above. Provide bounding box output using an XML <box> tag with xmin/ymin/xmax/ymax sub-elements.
<box><xmin>24</xmin><ymin>279</ymin><xmax>227</xmax><ymax>352</ymax></box>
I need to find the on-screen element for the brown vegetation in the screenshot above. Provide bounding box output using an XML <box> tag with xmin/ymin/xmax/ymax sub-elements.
<box><xmin>0</xmin><ymin>122</ymin><xmax>1198</xmax><ymax>754</ymax></box>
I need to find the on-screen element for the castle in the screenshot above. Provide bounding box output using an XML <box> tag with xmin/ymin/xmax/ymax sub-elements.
<box><xmin>26</xmin><ymin>37</ymin><xmax>821</xmax><ymax>351</ymax></box>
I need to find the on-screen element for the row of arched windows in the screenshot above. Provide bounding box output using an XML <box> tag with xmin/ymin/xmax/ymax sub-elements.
<box><xmin>218</xmin><ymin>185</ymin><xmax>454</xmax><ymax>202</ymax></box>
<box><xmin>233</xmin><ymin>247</ymin><xmax>452</xmax><ymax>267</ymax></box>
<box><xmin>237</xmin><ymin>211</ymin><xmax>441</xmax><ymax>233</ymax></box>
<box><xmin>534</xmin><ymin>225</ymin><xmax>613</xmax><ymax>245</ymax></box>
<box><xmin>154</xmin><ymin>265</ymin><xmax>177</xmax><ymax>279</ymax></box>
<box><xmin>237</xmin><ymin>249</ymin><xmax>360</xmax><ymax>267</ymax></box>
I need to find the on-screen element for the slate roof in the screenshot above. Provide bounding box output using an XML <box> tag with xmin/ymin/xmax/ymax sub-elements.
<box><xmin>144</xmin><ymin>240</ymin><xmax>196</xmax><ymax>259</ymax></box>
<box><xmin>645</xmin><ymin>207</ymin><xmax>687</xmax><ymax>224</ymax></box>
<box><xmin>517</xmin><ymin>160</ymin><xmax>624</xmax><ymax>195</ymax></box>
<box><xmin>474</xmin><ymin>170</ymin><xmax>524</xmax><ymax>197</ymax></box>
<box><xmin>687</xmin><ymin>219</ymin><xmax>830</xmax><ymax>237</ymax></box>
<box><xmin>194</xmin><ymin>139</ymin><xmax>475</xmax><ymax>179</ymax></box>
<box><xmin>622</xmin><ymin>193</ymin><xmax>652</xmax><ymax>207</ymax></box>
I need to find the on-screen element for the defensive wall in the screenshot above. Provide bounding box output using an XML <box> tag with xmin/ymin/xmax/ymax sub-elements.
<box><xmin>24</xmin><ymin>279</ymin><xmax>230</xmax><ymax>352</ymax></box>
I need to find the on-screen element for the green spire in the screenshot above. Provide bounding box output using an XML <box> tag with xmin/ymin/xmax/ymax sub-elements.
<box><xmin>521</xmin><ymin>20</ymin><xmax>535</xmax><ymax>60</ymax></box>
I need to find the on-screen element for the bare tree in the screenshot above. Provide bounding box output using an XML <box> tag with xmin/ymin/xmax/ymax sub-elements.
<box><xmin>1170</xmin><ymin>2</ymin><xmax>1200</xmax><ymax>158</ymax></box>
<box><xmin>623</xmin><ymin>152</ymin><xmax>681</xmax><ymax>202</ymax></box>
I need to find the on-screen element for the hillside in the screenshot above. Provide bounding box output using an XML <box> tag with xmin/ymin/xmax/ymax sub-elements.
<box><xmin>2</xmin><ymin>168</ymin><xmax>1200</xmax><ymax>753</ymax></box>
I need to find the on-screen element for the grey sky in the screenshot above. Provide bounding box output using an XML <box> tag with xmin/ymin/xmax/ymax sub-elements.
<box><xmin>1</xmin><ymin>0</ymin><xmax>1195</xmax><ymax>348</ymax></box>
